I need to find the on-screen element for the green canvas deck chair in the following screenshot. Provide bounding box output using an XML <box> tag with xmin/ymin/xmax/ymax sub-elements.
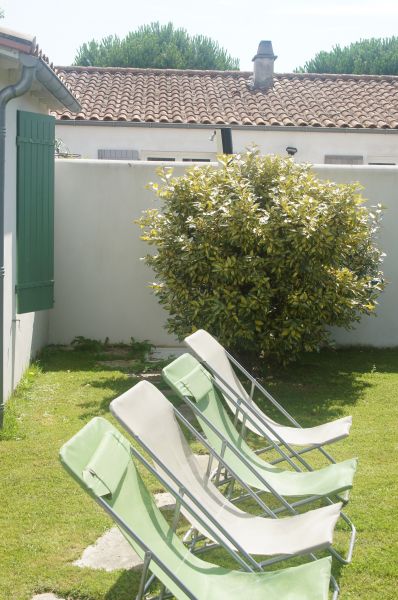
<box><xmin>110</xmin><ymin>380</ymin><xmax>343</xmax><ymax>572</ymax></box>
<box><xmin>185</xmin><ymin>329</ymin><xmax>352</xmax><ymax>469</ymax></box>
<box><xmin>60</xmin><ymin>417</ymin><xmax>334</xmax><ymax>600</ymax></box>
<box><xmin>162</xmin><ymin>353</ymin><xmax>357</xmax><ymax>564</ymax></box>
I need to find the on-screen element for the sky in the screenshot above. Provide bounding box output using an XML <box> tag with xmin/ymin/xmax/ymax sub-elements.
<box><xmin>2</xmin><ymin>0</ymin><xmax>398</xmax><ymax>72</ymax></box>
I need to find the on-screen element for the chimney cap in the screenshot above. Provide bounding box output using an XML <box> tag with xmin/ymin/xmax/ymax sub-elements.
<box><xmin>252</xmin><ymin>40</ymin><xmax>277</xmax><ymax>62</ymax></box>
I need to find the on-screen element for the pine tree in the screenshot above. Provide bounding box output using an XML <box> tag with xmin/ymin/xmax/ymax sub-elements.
<box><xmin>74</xmin><ymin>22</ymin><xmax>239</xmax><ymax>70</ymax></box>
<box><xmin>296</xmin><ymin>37</ymin><xmax>398</xmax><ymax>75</ymax></box>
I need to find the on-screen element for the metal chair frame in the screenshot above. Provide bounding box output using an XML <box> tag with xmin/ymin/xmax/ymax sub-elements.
<box><xmin>175</xmin><ymin>382</ymin><xmax>355</xmax><ymax>566</ymax></box>
<box><xmin>125</xmin><ymin>428</ymin><xmax>340</xmax><ymax>599</ymax></box>
<box><xmin>208</xmin><ymin>349</ymin><xmax>340</xmax><ymax>466</ymax></box>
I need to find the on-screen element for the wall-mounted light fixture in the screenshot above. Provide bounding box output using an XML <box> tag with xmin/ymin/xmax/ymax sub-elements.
<box><xmin>286</xmin><ymin>146</ymin><xmax>297</xmax><ymax>156</ymax></box>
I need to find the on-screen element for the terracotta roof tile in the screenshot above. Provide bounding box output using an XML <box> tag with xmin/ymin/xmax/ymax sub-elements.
<box><xmin>53</xmin><ymin>67</ymin><xmax>398</xmax><ymax>129</ymax></box>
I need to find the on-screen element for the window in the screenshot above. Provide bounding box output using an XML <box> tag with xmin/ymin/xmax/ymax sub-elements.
<box><xmin>147</xmin><ymin>157</ymin><xmax>211</xmax><ymax>162</ymax></box>
<box><xmin>367</xmin><ymin>155</ymin><xmax>396</xmax><ymax>165</ymax></box>
<box><xmin>324</xmin><ymin>155</ymin><xmax>364</xmax><ymax>165</ymax></box>
<box><xmin>98</xmin><ymin>149</ymin><xmax>139</xmax><ymax>160</ymax></box>
<box><xmin>16</xmin><ymin>111</ymin><xmax>55</xmax><ymax>313</ymax></box>
<box><xmin>182</xmin><ymin>158</ymin><xmax>211</xmax><ymax>162</ymax></box>
<box><xmin>141</xmin><ymin>150</ymin><xmax>215</xmax><ymax>162</ymax></box>
<box><xmin>147</xmin><ymin>157</ymin><xmax>176</xmax><ymax>162</ymax></box>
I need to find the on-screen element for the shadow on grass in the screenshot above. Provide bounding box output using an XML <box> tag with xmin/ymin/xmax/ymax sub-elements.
<box><xmin>37</xmin><ymin>345</ymin><xmax>398</xmax><ymax>426</ymax></box>
<box><xmin>331</xmin><ymin>558</ymin><xmax>347</xmax><ymax>586</ymax></box>
<box><xmin>252</xmin><ymin>347</ymin><xmax>398</xmax><ymax>425</ymax></box>
<box><xmin>77</xmin><ymin>378</ymin><xmax>183</xmax><ymax>422</ymax></box>
<box><xmin>37</xmin><ymin>346</ymin><xmax>100</xmax><ymax>372</ymax></box>
<box><xmin>103</xmin><ymin>569</ymin><xmax>143</xmax><ymax>600</ymax></box>
<box><xmin>76</xmin><ymin>377</ymin><xmax>140</xmax><ymax>420</ymax></box>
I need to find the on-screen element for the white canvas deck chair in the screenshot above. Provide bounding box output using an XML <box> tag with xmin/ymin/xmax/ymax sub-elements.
<box><xmin>185</xmin><ymin>329</ymin><xmax>352</xmax><ymax>468</ymax></box>
<box><xmin>110</xmin><ymin>380</ymin><xmax>341</xmax><ymax>597</ymax></box>
<box><xmin>162</xmin><ymin>353</ymin><xmax>357</xmax><ymax>564</ymax></box>
<box><xmin>111</xmin><ymin>381</ymin><xmax>342</xmax><ymax>559</ymax></box>
<box><xmin>60</xmin><ymin>416</ymin><xmax>334</xmax><ymax>600</ymax></box>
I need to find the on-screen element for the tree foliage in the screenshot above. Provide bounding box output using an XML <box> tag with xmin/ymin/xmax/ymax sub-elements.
<box><xmin>74</xmin><ymin>22</ymin><xmax>239</xmax><ymax>70</ymax></box>
<box><xmin>138</xmin><ymin>151</ymin><xmax>385</xmax><ymax>364</ymax></box>
<box><xmin>296</xmin><ymin>37</ymin><xmax>398</xmax><ymax>75</ymax></box>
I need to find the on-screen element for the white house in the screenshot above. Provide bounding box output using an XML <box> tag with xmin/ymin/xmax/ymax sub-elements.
<box><xmin>0</xmin><ymin>26</ymin><xmax>80</xmax><ymax>413</ymax></box>
<box><xmin>54</xmin><ymin>41</ymin><xmax>398</xmax><ymax>164</ymax></box>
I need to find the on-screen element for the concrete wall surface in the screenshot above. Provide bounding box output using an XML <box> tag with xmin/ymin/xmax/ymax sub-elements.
<box><xmin>50</xmin><ymin>160</ymin><xmax>184</xmax><ymax>346</ymax></box>
<box><xmin>50</xmin><ymin>160</ymin><xmax>398</xmax><ymax>348</ymax></box>
<box><xmin>314</xmin><ymin>165</ymin><xmax>398</xmax><ymax>347</ymax></box>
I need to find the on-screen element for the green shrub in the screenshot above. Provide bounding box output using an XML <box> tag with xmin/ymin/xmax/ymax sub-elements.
<box><xmin>138</xmin><ymin>151</ymin><xmax>385</xmax><ymax>363</ymax></box>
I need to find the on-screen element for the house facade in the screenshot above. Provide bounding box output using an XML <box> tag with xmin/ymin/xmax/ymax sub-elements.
<box><xmin>0</xmin><ymin>27</ymin><xmax>80</xmax><ymax>407</ymax></box>
<box><xmin>54</xmin><ymin>42</ymin><xmax>398</xmax><ymax>164</ymax></box>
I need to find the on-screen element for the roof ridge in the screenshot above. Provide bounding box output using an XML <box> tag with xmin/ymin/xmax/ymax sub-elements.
<box><xmin>55</xmin><ymin>65</ymin><xmax>398</xmax><ymax>81</ymax></box>
<box><xmin>279</xmin><ymin>72</ymin><xmax>398</xmax><ymax>81</ymax></box>
<box><xmin>56</xmin><ymin>66</ymin><xmax>251</xmax><ymax>76</ymax></box>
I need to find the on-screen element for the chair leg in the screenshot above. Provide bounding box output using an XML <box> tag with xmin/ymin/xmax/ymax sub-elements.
<box><xmin>189</xmin><ymin>529</ymin><xmax>200</xmax><ymax>552</ymax></box>
<box><xmin>143</xmin><ymin>573</ymin><xmax>156</xmax><ymax>595</ymax></box>
<box><xmin>330</xmin><ymin>574</ymin><xmax>340</xmax><ymax>600</ymax></box>
<box><xmin>183</xmin><ymin>525</ymin><xmax>196</xmax><ymax>543</ymax></box>
<box><xmin>135</xmin><ymin>551</ymin><xmax>152</xmax><ymax>600</ymax></box>
<box><xmin>328</xmin><ymin>511</ymin><xmax>356</xmax><ymax>564</ymax></box>
<box><xmin>226</xmin><ymin>476</ymin><xmax>235</xmax><ymax>499</ymax></box>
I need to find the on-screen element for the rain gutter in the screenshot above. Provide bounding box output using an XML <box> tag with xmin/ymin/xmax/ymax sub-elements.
<box><xmin>55</xmin><ymin>120</ymin><xmax>398</xmax><ymax>134</ymax></box>
<box><xmin>35</xmin><ymin>58</ymin><xmax>81</xmax><ymax>113</ymax></box>
<box><xmin>0</xmin><ymin>53</ymin><xmax>37</xmax><ymax>426</ymax></box>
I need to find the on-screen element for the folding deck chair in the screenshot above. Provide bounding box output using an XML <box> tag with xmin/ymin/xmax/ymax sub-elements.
<box><xmin>60</xmin><ymin>417</ymin><xmax>333</xmax><ymax>600</ymax></box>
<box><xmin>162</xmin><ymin>353</ymin><xmax>357</xmax><ymax>563</ymax></box>
<box><xmin>110</xmin><ymin>380</ymin><xmax>342</xmax><ymax>570</ymax></box>
<box><xmin>185</xmin><ymin>329</ymin><xmax>352</xmax><ymax>468</ymax></box>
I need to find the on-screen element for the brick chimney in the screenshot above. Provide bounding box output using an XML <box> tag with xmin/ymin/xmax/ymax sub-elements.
<box><xmin>252</xmin><ymin>41</ymin><xmax>277</xmax><ymax>90</ymax></box>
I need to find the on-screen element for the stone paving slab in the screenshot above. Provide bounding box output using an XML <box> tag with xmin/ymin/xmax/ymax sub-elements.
<box><xmin>154</xmin><ymin>491</ymin><xmax>177</xmax><ymax>510</ymax></box>
<box><xmin>70</xmin><ymin>458</ymin><xmax>219</xmax><ymax>574</ymax></box>
<box><xmin>96</xmin><ymin>359</ymin><xmax>138</xmax><ymax>369</ymax></box>
<box><xmin>73</xmin><ymin>526</ymin><xmax>142</xmax><ymax>571</ymax></box>
<box><xmin>73</xmin><ymin>491</ymin><xmax>176</xmax><ymax>571</ymax></box>
<box><xmin>32</xmin><ymin>595</ymin><xmax>65</xmax><ymax>600</ymax></box>
<box><xmin>150</xmin><ymin>346</ymin><xmax>185</xmax><ymax>361</ymax></box>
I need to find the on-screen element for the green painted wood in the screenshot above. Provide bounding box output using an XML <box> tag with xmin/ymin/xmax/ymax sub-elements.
<box><xmin>16</xmin><ymin>110</ymin><xmax>55</xmax><ymax>314</ymax></box>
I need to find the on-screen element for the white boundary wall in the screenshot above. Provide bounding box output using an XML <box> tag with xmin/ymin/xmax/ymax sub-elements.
<box><xmin>315</xmin><ymin>165</ymin><xmax>398</xmax><ymax>347</ymax></box>
<box><xmin>50</xmin><ymin>160</ymin><xmax>398</xmax><ymax>347</ymax></box>
<box><xmin>50</xmin><ymin>160</ymin><xmax>182</xmax><ymax>346</ymax></box>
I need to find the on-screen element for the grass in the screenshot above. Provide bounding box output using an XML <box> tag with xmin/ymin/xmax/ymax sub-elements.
<box><xmin>0</xmin><ymin>344</ymin><xmax>397</xmax><ymax>599</ymax></box>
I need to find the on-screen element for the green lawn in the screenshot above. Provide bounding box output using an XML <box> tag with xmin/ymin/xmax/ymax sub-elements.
<box><xmin>0</xmin><ymin>344</ymin><xmax>397</xmax><ymax>599</ymax></box>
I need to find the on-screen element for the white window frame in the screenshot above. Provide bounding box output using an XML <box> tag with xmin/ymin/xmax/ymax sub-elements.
<box><xmin>324</xmin><ymin>155</ymin><xmax>364</xmax><ymax>165</ymax></box>
<box><xmin>98</xmin><ymin>149</ymin><xmax>139</xmax><ymax>160</ymax></box>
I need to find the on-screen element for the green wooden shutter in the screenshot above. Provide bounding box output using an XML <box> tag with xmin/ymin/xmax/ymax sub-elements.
<box><xmin>16</xmin><ymin>110</ymin><xmax>55</xmax><ymax>314</ymax></box>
